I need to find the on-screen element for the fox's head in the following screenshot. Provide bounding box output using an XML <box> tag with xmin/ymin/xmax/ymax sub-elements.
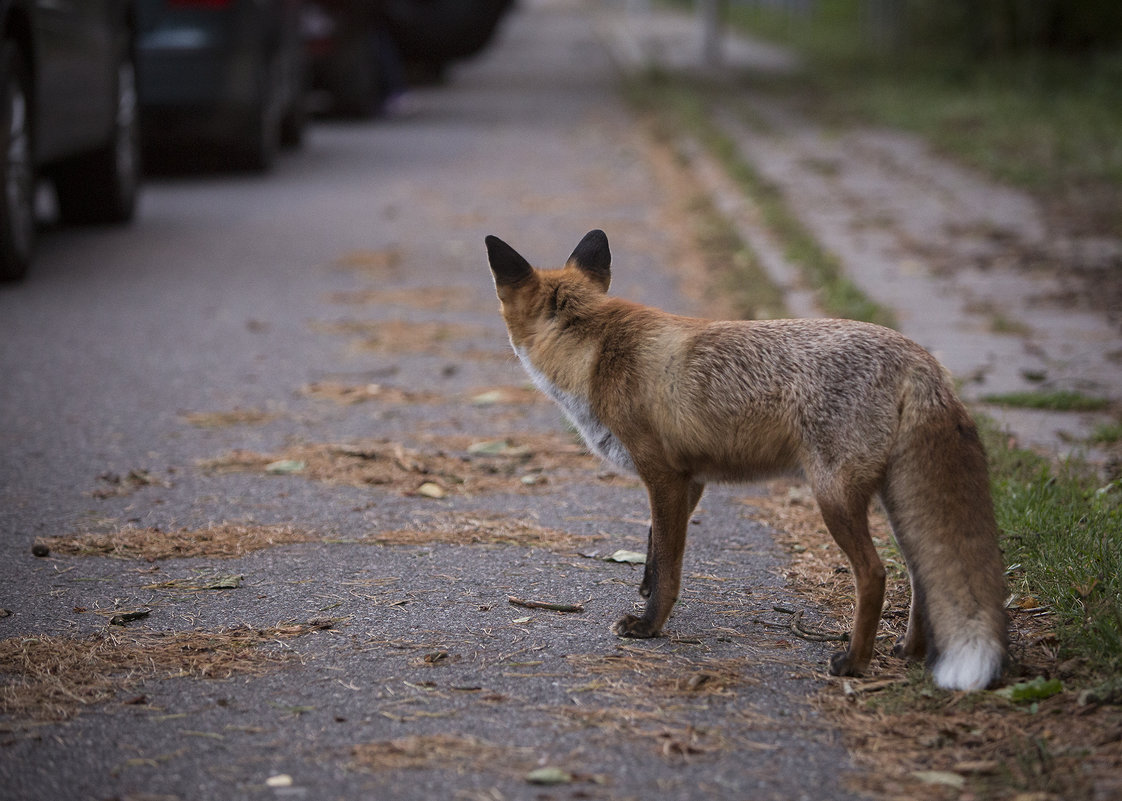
<box><xmin>484</xmin><ymin>229</ymin><xmax>612</xmax><ymax>346</ymax></box>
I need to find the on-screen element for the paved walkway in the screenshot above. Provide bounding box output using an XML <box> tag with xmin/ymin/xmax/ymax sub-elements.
<box><xmin>1</xmin><ymin>2</ymin><xmax>866</xmax><ymax>799</ymax></box>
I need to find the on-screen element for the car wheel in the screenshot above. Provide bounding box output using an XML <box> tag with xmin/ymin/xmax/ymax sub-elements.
<box><xmin>54</xmin><ymin>46</ymin><xmax>140</xmax><ymax>225</ymax></box>
<box><xmin>0</xmin><ymin>41</ymin><xmax>35</xmax><ymax>281</ymax></box>
<box><xmin>235</xmin><ymin>58</ymin><xmax>282</xmax><ymax>171</ymax></box>
<box><xmin>280</xmin><ymin>95</ymin><xmax>306</xmax><ymax>149</ymax></box>
<box><xmin>334</xmin><ymin>38</ymin><xmax>381</xmax><ymax>118</ymax></box>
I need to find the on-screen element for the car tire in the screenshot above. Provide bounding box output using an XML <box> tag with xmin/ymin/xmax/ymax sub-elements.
<box><xmin>280</xmin><ymin>95</ymin><xmax>306</xmax><ymax>149</ymax></box>
<box><xmin>235</xmin><ymin>57</ymin><xmax>283</xmax><ymax>171</ymax></box>
<box><xmin>334</xmin><ymin>38</ymin><xmax>381</xmax><ymax>118</ymax></box>
<box><xmin>54</xmin><ymin>45</ymin><xmax>140</xmax><ymax>225</ymax></box>
<box><xmin>0</xmin><ymin>41</ymin><xmax>35</xmax><ymax>281</ymax></box>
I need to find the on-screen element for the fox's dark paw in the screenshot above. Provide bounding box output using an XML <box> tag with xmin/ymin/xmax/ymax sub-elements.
<box><xmin>612</xmin><ymin>614</ymin><xmax>660</xmax><ymax>639</ymax></box>
<box><xmin>828</xmin><ymin>649</ymin><xmax>866</xmax><ymax>677</ymax></box>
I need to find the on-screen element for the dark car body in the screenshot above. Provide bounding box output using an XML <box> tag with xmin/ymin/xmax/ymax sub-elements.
<box><xmin>136</xmin><ymin>0</ymin><xmax>305</xmax><ymax>170</ymax></box>
<box><xmin>303</xmin><ymin>0</ymin><xmax>513</xmax><ymax>117</ymax></box>
<box><xmin>1</xmin><ymin>0</ymin><xmax>140</xmax><ymax>280</ymax></box>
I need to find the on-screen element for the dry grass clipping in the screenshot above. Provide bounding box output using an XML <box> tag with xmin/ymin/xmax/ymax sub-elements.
<box><xmin>299</xmin><ymin>381</ymin><xmax>443</xmax><ymax>406</ymax></box>
<box><xmin>309</xmin><ymin>319</ymin><xmax>503</xmax><ymax>361</ymax></box>
<box><xmin>36</xmin><ymin>523</ymin><xmax>318</xmax><ymax>561</ymax></box>
<box><xmin>325</xmin><ymin>286</ymin><xmax>480</xmax><ymax>312</ymax></box>
<box><xmin>820</xmin><ymin>682</ymin><xmax>1122</xmax><ymax>801</ymax></box>
<box><xmin>546</xmin><ymin>646</ymin><xmax>770</xmax><ymax>761</ymax></box>
<box><xmin>200</xmin><ymin>434</ymin><xmax>633</xmax><ymax>497</ymax></box>
<box><xmin>465</xmin><ymin>385</ymin><xmax>547</xmax><ymax>407</ymax></box>
<box><xmin>180</xmin><ymin>409</ymin><xmax>276</xmax><ymax>428</ymax></box>
<box><xmin>0</xmin><ymin>623</ymin><xmax>330</xmax><ymax>721</ymax></box>
<box><xmin>331</xmin><ymin>248</ymin><xmax>401</xmax><ymax>277</ymax></box>
<box><xmin>350</xmin><ymin>734</ymin><xmax>534</xmax><ymax>775</ymax></box>
<box><xmin>371</xmin><ymin>513</ymin><xmax>602</xmax><ymax>552</ymax></box>
<box><xmin>298</xmin><ymin>382</ymin><xmax>544</xmax><ymax>408</ymax></box>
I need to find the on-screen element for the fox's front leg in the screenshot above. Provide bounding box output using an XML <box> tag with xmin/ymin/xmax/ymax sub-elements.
<box><xmin>617</xmin><ymin>477</ymin><xmax>704</xmax><ymax>638</ymax></box>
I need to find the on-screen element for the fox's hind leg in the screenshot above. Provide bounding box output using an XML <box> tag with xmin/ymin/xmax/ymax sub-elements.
<box><xmin>892</xmin><ymin>559</ymin><xmax>928</xmax><ymax>661</ymax></box>
<box><xmin>814</xmin><ymin>485</ymin><xmax>885</xmax><ymax>677</ymax></box>
<box><xmin>616</xmin><ymin>475</ymin><xmax>703</xmax><ymax>637</ymax></box>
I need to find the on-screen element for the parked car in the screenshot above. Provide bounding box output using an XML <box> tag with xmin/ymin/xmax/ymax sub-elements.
<box><xmin>383</xmin><ymin>0</ymin><xmax>514</xmax><ymax>78</ymax></box>
<box><xmin>302</xmin><ymin>0</ymin><xmax>514</xmax><ymax>117</ymax></box>
<box><xmin>1</xmin><ymin>0</ymin><xmax>140</xmax><ymax>281</ymax></box>
<box><xmin>136</xmin><ymin>0</ymin><xmax>306</xmax><ymax>171</ymax></box>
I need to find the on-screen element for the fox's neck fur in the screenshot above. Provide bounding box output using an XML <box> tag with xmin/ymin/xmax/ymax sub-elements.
<box><xmin>512</xmin><ymin>340</ymin><xmax>637</xmax><ymax>473</ymax></box>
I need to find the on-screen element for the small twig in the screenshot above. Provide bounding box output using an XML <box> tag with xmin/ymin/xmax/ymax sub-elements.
<box><xmin>788</xmin><ymin>609</ymin><xmax>849</xmax><ymax>643</ymax></box>
<box><xmin>508</xmin><ymin>596</ymin><xmax>585</xmax><ymax>614</ymax></box>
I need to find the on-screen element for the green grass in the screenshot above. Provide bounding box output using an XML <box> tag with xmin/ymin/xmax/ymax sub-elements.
<box><xmin>716</xmin><ymin>0</ymin><xmax>1122</xmax><ymax>236</ymax></box>
<box><xmin>624</xmin><ymin>72</ymin><xmax>896</xmax><ymax>328</ymax></box>
<box><xmin>1090</xmin><ymin>421</ymin><xmax>1122</xmax><ymax>445</ymax></box>
<box><xmin>983</xmin><ymin>420</ymin><xmax>1122</xmax><ymax>676</ymax></box>
<box><xmin>981</xmin><ymin>390</ymin><xmax>1111</xmax><ymax>412</ymax></box>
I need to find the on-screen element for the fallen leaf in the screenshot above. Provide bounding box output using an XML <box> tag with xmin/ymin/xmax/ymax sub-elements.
<box><xmin>470</xmin><ymin>390</ymin><xmax>507</xmax><ymax>406</ymax></box>
<box><xmin>467</xmin><ymin>439</ymin><xmax>531</xmax><ymax>458</ymax></box>
<box><xmin>416</xmin><ymin>482</ymin><xmax>446</xmax><ymax>499</ymax></box>
<box><xmin>605</xmin><ymin>549</ymin><xmax>646</xmax><ymax>565</ymax></box>
<box><xmin>265</xmin><ymin>774</ymin><xmax>294</xmax><ymax>788</ymax></box>
<box><xmin>525</xmin><ymin>767</ymin><xmax>572</xmax><ymax>785</ymax></box>
<box><xmin>912</xmin><ymin>771</ymin><xmax>965</xmax><ymax>789</ymax></box>
<box><xmin>954</xmin><ymin>760</ymin><xmax>1000</xmax><ymax>775</ymax></box>
<box><xmin>265</xmin><ymin>460</ymin><xmax>305</xmax><ymax>475</ymax></box>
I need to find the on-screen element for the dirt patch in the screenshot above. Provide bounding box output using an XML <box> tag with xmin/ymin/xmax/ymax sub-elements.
<box><xmin>330</xmin><ymin>248</ymin><xmax>402</xmax><ymax>278</ymax></box>
<box><xmin>180</xmin><ymin>409</ymin><xmax>278</xmax><ymax>428</ymax></box>
<box><xmin>0</xmin><ymin>622</ymin><xmax>333</xmax><ymax>721</ymax></box>
<box><xmin>465</xmin><ymin>385</ymin><xmax>546</xmax><ymax>407</ymax></box>
<box><xmin>35</xmin><ymin>523</ymin><xmax>318</xmax><ymax>561</ymax></box>
<box><xmin>350</xmin><ymin>733</ymin><xmax>535</xmax><ymax>775</ymax></box>
<box><xmin>299</xmin><ymin>381</ymin><xmax>444</xmax><ymax>406</ymax></box>
<box><xmin>325</xmin><ymin>286</ymin><xmax>482</xmax><ymax>313</ymax></box>
<box><xmin>310</xmin><ymin>318</ymin><xmax>505</xmax><ymax>361</ymax></box>
<box><xmin>199</xmin><ymin>434</ymin><xmax>634</xmax><ymax>497</ymax></box>
<box><xmin>742</xmin><ymin>481</ymin><xmax>1122</xmax><ymax>800</ymax></box>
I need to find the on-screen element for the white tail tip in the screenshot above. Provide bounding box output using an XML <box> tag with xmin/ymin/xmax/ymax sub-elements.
<box><xmin>931</xmin><ymin>634</ymin><xmax>1003</xmax><ymax>691</ymax></box>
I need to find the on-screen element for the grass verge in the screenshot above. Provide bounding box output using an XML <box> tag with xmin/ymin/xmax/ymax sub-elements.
<box><xmin>715</xmin><ymin>0</ymin><xmax>1122</xmax><ymax>237</ymax></box>
<box><xmin>983</xmin><ymin>420</ymin><xmax>1122</xmax><ymax>673</ymax></box>
<box><xmin>981</xmin><ymin>389</ymin><xmax>1112</xmax><ymax>413</ymax></box>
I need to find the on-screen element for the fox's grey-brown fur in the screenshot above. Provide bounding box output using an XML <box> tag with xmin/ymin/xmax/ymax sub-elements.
<box><xmin>486</xmin><ymin>230</ymin><xmax>1007</xmax><ymax>691</ymax></box>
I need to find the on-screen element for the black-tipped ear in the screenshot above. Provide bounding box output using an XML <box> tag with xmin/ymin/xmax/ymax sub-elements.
<box><xmin>566</xmin><ymin>229</ymin><xmax>611</xmax><ymax>284</ymax></box>
<box><xmin>486</xmin><ymin>235</ymin><xmax>534</xmax><ymax>287</ymax></box>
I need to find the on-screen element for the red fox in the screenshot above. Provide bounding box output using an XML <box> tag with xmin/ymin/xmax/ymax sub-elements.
<box><xmin>485</xmin><ymin>229</ymin><xmax>1008</xmax><ymax>691</ymax></box>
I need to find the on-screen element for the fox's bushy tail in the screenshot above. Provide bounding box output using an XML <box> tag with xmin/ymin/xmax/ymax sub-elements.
<box><xmin>882</xmin><ymin>372</ymin><xmax>1008</xmax><ymax>691</ymax></box>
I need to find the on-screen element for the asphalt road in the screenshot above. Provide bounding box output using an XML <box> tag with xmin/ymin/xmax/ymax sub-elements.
<box><xmin>0</xmin><ymin>2</ymin><xmax>866</xmax><ymax>799</ymax></box>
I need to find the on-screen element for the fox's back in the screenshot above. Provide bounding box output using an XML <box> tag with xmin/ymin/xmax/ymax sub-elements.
<box><xmin>618</xmin><ymin>315</ymin><xmax>955</xmax><ymax>481</ymax></box>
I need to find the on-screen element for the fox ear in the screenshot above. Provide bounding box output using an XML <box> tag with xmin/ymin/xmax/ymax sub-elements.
<box><xmin>566</xmin><ymin>229</ymin><xmax>611</xmax><ymax>288</ymax></box>
<box><xmin>486</xmin><ymin>235</ymin><xmax>534</xmax><ymax>287</ymax></box>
